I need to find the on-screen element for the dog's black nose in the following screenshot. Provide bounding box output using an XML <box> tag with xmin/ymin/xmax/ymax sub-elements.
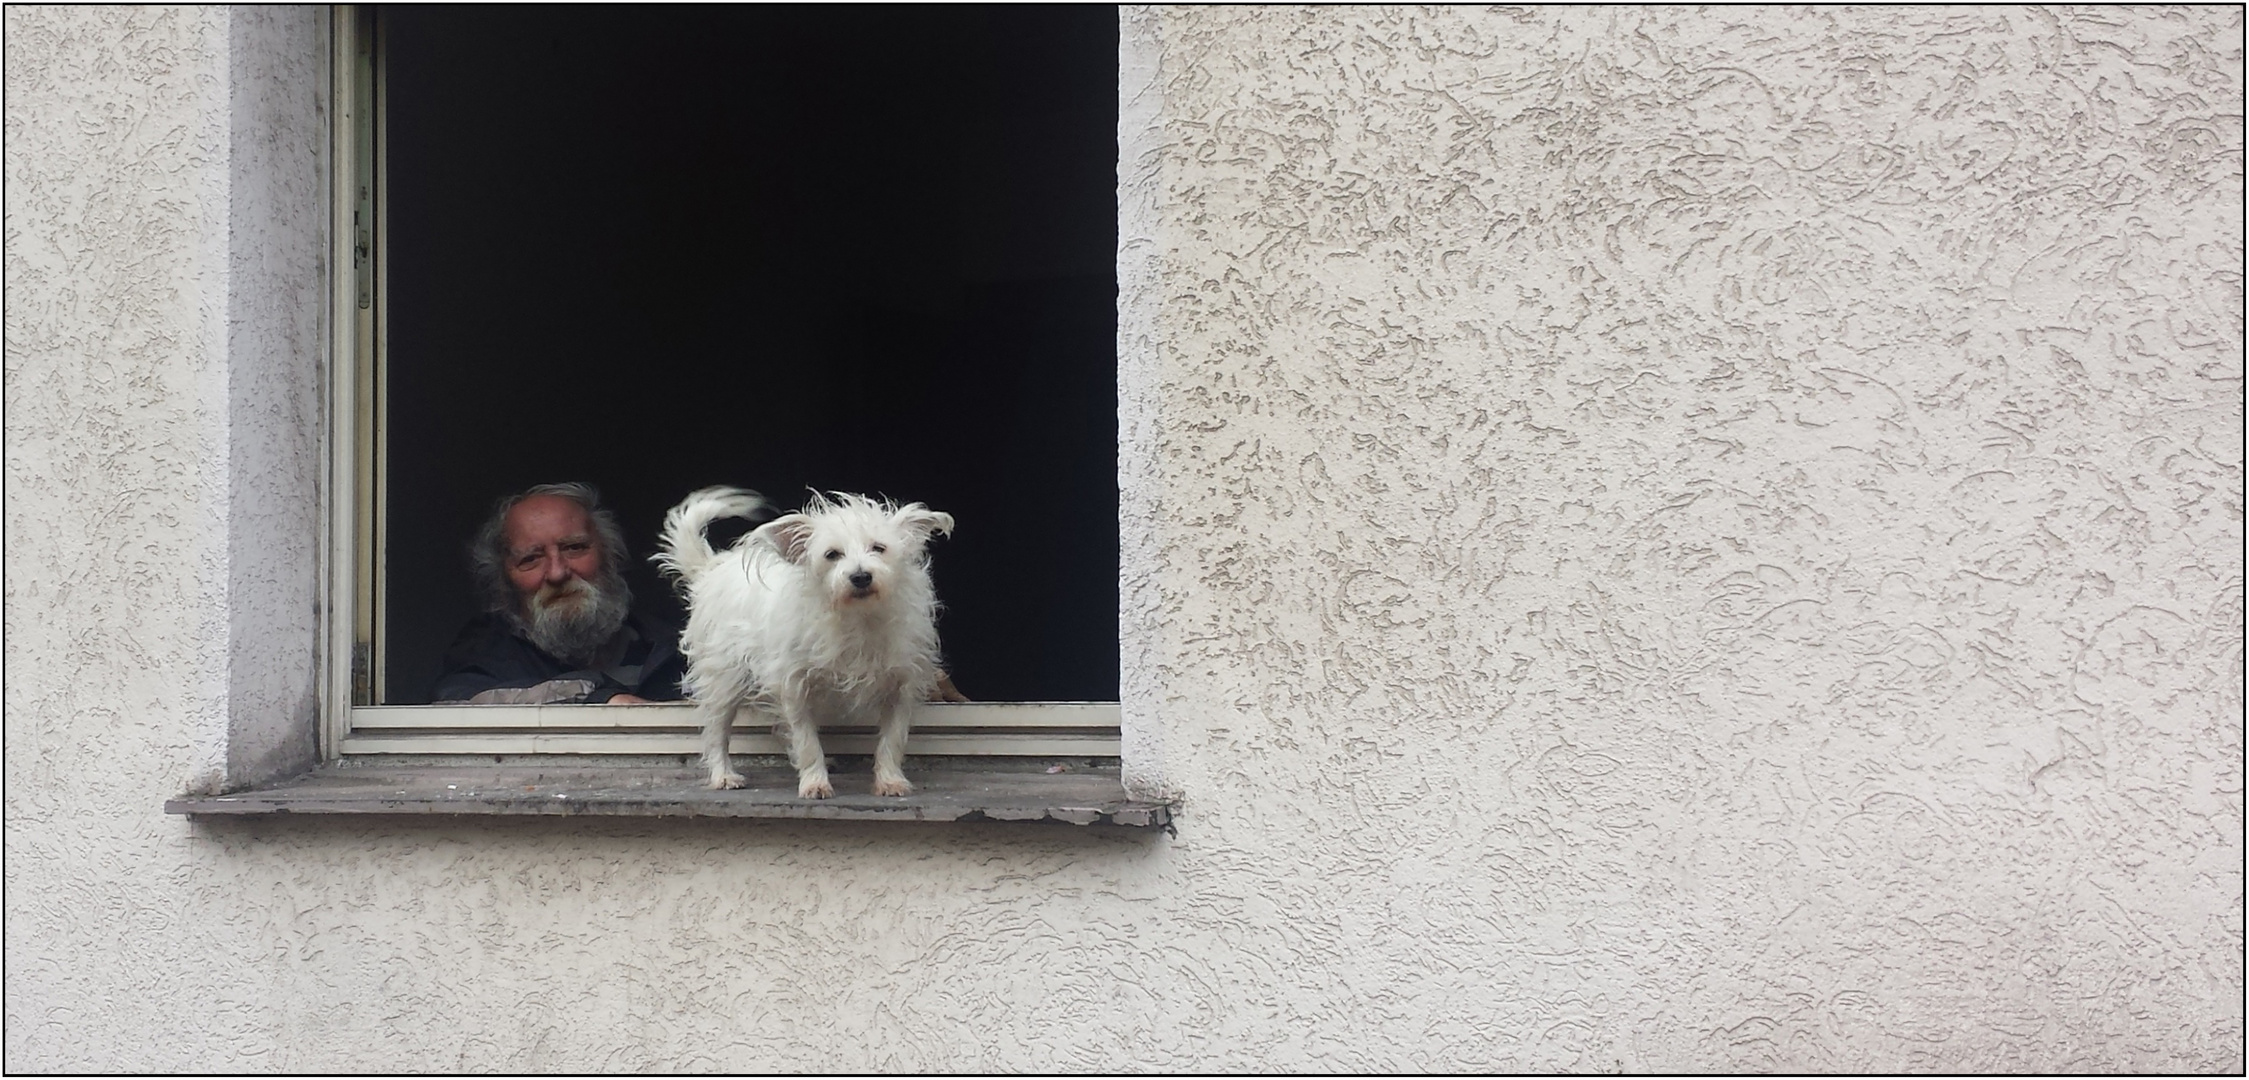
<box><xmin>849</xmin><ymin>571</ymin><xmax>873</xmax><ymax>589</ymax></box>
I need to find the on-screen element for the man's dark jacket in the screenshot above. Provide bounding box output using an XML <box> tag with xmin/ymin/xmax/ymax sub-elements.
<box><xmin>431</xmin><ymin>610</ymin><xmax>687</xmax><ymax>704</ymax></box>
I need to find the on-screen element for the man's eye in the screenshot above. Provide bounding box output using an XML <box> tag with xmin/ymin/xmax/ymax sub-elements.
<box><xmin>824</xmin><ymin>549</ymin><xmax>843</xmax><ymax>561</ymax></box>
<box><xmin>563</xmin><ymin>542</ymin><xmax>591</xmax><ymax>555</ymax></box>
<box><xmin>514</xmin><ymin>556</ymin><xmax>540</xmax><ymax>571</ymax></box>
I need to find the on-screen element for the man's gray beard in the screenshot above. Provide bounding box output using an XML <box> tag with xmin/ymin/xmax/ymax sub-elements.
<box><xmin>518</xmin><ymin>572</ymin><xmax>631</xmax><ymax>667</ymax></box>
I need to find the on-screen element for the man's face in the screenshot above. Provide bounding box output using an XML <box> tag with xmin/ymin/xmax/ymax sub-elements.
<box><xmin>503</xmin><ymin>494</ymin><xmax>605</xmax><ymax>609</ymax></box>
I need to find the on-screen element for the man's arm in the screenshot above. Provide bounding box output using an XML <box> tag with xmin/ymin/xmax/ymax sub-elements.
<box><xmin>430</xmin><ymin>615</ymin><xmax>614</xmax><ymax>704</ymax></box>
<box><xmin>438</xmin><ymin>677</ymin><xmax>604</xmax><ymax>705</ymax></box>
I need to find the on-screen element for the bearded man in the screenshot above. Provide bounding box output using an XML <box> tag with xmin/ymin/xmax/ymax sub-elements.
<box><xmin>432</xmin><ymin>482</ymin><xmax>688</xmax><ymax>704</ymax></box>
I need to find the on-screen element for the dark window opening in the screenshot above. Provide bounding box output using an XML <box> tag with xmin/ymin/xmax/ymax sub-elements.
<box><xmin>380</xmin><ymin>7</ymin><xmax>1120</xmax><ymax>704</ymax></box>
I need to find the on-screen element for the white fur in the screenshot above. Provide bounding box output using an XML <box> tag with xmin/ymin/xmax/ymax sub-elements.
<box><xmin>655</xmin><ymin>486</ymin><xmax>954</xmax><ymax>797</ymax></box>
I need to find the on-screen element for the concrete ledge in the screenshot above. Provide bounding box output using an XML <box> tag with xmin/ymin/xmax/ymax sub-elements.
<box><xmin>165</xmin><ymin>765</ymin><xmax>1173</xmax><ymax>828</ymax></box>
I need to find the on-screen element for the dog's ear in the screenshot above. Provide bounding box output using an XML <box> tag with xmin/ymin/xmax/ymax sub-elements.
<box><xmin>891</xmin><ymin>504</ymin><xmax>954</xmax><ymax>543</ymax></box>
<box><xmin>751</xmin><ymin>514</ymin><xmax>817</xmax><ymax>564</ymax></box>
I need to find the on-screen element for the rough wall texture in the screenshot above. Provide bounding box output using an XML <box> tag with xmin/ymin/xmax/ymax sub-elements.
<box><xmin>1121</xmin><ymin>7</ymin><xmax>2244</xmax><ymax>1069</ymax></box>
<box><xmin>5</xmin><ymin>5</ymin><xmax>237</xmax><ymax>801</ymax></box>
<box><xmin>5</xmin><ymin>5</ymin><xmax>2242</xmax><ymax>1073</ymax></box>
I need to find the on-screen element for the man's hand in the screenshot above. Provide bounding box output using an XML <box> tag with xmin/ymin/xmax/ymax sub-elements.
<box><xmin>607</xmin><ymin>692</ymin><xmax>651</xmax><ymax>704</ymax></box>
<box><xmin>930</xmin><ymin>672</ymin><xmax>971</xmax><ymax>703</ymax></box>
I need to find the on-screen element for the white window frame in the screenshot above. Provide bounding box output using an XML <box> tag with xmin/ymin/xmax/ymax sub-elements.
<box><xmin>318</xmin><ymin>6</ymin><xmax>1120</xmax><ymax>763</ymax></box>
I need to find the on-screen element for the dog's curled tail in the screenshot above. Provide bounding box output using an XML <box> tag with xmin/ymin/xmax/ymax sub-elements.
<box><xmin>653</xmin><ymin>486</ymin><xmax>768</xmax><ymax>584</ymax></box>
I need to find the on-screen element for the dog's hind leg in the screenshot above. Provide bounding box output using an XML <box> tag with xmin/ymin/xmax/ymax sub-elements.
<box><xmin>694</xmin><ymin>672</ymin><xmax>755</xmax><ymax>789</ymax></box>
<box><xmin>870</xmin><ymin>698</ymin><xmax>915</xmax><ymax>797</ymax></box>
<box><xmin>775</xmin><ymin>693</ymin><xmax>833</xmax><ymax>799</ymax></box>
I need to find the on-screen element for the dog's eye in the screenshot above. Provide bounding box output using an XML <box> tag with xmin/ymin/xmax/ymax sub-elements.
<box><xmin>824</xmin><ymin>549</ymin><xmax>842</xmax><ymax>561</ymax></box>
<box><xmin>870</xmin><ymin>543</ymin><xmax>887</xmax><ymax>554</ymax></box>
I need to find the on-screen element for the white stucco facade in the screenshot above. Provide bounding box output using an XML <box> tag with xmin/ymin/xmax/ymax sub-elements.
<box><xmin>6</xmin><ymin>5</ymin><xmax>2242</xmax><ymax>1072</ymax></box>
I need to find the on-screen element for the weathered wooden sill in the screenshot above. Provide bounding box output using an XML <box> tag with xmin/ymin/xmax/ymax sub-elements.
<box><xmin>165</xmin><ymin>764</ymin><xmax>1171</xmax><ymax>828</ymax></box>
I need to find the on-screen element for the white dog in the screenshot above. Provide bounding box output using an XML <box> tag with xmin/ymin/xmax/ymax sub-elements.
<box><xmin>655</xmin><ymin>487</ymin><xmax>954</xmax><ymax>797</ymax></box>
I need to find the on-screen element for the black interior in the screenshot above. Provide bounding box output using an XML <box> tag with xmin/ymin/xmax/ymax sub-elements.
<box><xmin>380</xmin><ymin>6</ymin><xmax>1120</xmax><ymax>703</ymax></box>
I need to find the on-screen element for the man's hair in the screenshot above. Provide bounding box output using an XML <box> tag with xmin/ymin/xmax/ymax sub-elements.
<box><xmin>469</xmin><ymin>481</ymin><xmax>632</xmax><ymax>616</ymax></box>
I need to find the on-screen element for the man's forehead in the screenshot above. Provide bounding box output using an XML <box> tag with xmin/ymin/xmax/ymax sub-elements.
<box><xmin>505</xmin><ymin>495</ymin><xmax>595</xmax><ymax>548</ymax></box>
<box><xmin>508</xmin><ymin>530</ymin><xmax>594</xmax><ymax>554</ymax></box>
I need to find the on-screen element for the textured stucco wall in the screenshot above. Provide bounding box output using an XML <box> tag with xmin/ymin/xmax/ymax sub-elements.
<box><xmin>5</xmin><ymin>5</ymin><xmax>2242</xmax><ymax>1072</ymax></box>
<box><xmin>3</xmin><ymin>3</ymin><xmax>323</xmax><ymax>800</ymax></box>
<box><xmin>7</xmin><ymin>5</ymin><xmax>238</xmax><ymax>802</ymax></box>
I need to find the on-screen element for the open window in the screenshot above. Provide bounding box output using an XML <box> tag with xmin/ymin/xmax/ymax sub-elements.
<box><xmin>324</xmin><ymin>6</ymin><xmax>1122</xmax><ymax>760</ymax></box>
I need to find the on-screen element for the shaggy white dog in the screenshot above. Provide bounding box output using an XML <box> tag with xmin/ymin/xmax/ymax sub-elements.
<box><xmin>655</xmin><ymin>487</ymin><xmax>954</xmax><ymax>796</ymax></box>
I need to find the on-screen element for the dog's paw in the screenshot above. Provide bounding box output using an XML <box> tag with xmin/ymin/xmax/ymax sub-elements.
<box><xmin>871</xmin><ymin>776</ymin><xmax>914</xmax><ymax>797</ymax></box>
<box><xmin>710</xmin><ymin>771</ymin><xmax>748</xmax><ymax>790</ymax></box>
<box><xmin>798</xmin><ymin>777</ymin><xmax>834</xmax><ymax>799</ymax></box>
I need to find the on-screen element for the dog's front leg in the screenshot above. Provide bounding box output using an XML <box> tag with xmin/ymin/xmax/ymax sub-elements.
<box><xmin>776</xmin><ymin>694</ymin><xmax>833</xmax><ymax>799</ymax></box>
<box><xmin>870</xmin><ymin>698</ymin><xmax>915</xmax><ymax>797</ymax></box>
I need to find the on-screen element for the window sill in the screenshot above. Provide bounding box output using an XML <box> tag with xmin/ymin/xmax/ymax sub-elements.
<box><xmin>165</xmin><ymin>763</ymin><xmax>1172</xmax><ymax>829</ymax></box>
